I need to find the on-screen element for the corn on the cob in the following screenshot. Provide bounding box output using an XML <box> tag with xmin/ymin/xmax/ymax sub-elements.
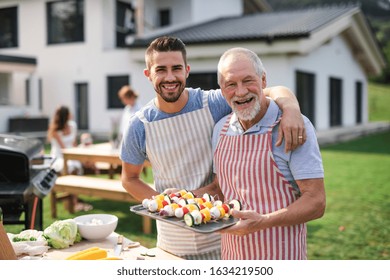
<box><xmin>66</xmin><ymin>247</ymin><xmax>107</xmax><ymax>260</ymax></box>
<box><xmin>66</xmin><ymin>247</ymin><xmax>100</xmax><ymax>260</ymax></box>
<box><xmin>98</xmin><ymin>256</ymin><xmax>122</xmax><ymax>260</ymax></box>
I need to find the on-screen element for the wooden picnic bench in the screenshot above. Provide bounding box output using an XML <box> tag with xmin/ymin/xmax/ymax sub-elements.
<box><xmin>50</xmin><ymin>175</ymin><xmax>153</xmax><ymax>234</ymax></box>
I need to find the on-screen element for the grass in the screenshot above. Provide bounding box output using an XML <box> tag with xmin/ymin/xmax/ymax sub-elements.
<box><xmin>368</xmin><ymin>82</ymin><xmax>390</xmax><ymax>121</ymax></box>
<box><xmin>306</xmin><ymin>131</ymin><xmax>390</xmax><ymax>259</ymax></box>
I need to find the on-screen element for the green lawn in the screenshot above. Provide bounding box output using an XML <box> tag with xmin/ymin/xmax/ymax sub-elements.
<box><xmin>368</xmin><ymin>82</ymin><xmax>390</xmax><ymax>121</ymax></box>
<box><xmin>307</xmin><ymin>131</ymin><xmax>390</xmax><ymax>259</ymax></box>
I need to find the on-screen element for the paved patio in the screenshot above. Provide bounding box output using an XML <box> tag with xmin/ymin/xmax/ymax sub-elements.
<box><xmin>316</xmin><ymin>121</ymin><xmax>390</xmax><ymax>146</ymax></box>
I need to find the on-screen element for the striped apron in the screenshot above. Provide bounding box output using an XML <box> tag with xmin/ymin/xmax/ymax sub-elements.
<box><xmin>214</xmin><ymin>114</ymin><xmax>307</xmax><ymax>260</ymax></box>
<box><xmin>137</xmin><ymin>92</ymin><xmax>221</xmax><ymax>259</ymax></box>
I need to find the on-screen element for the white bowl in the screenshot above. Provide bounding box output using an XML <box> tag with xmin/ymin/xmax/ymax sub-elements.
<box><xmin>74</xmin><ymin>214</ymin><xmax>118</xmax><ymax>241</ymax></box>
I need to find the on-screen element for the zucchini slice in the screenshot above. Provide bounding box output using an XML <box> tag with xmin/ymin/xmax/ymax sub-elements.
<box><xmin>191</xmin><ymin>210</ymin><xmax>202</xmax><ymax>225</ymax></box>
<box><xmin>229</xmin><ymin>199</ymin><xmax>242</xmax><ymax>211</ymax></box>
<box><xmin>184</xmin><ymin>213</ymin><xmax>195</xmax><ymax>227</ymax></box>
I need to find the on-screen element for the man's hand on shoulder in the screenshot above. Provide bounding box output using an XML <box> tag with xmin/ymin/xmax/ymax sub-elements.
<box><xmin>276</xmin><ymin>102</ymin><xmax>307</xmax><ymax>153</ymax></box>
<box><xmin>265</xmin><ymin>86</ymin><xmax>307</xmax><ymax>152</ymax></box>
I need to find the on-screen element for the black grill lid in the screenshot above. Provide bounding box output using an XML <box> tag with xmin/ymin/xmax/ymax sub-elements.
<box><xmin>0</xmin><ymin>134</ymin><xmax>43</xmax><ymax>158</ymax></box>
<box><xmin>0</xmin><ymin>134</ymin><xmax>43</xmax><ymax>183</ymax></box>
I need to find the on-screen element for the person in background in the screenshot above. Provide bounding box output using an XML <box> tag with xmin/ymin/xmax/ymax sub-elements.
<box><xmin>213</xmin><ymin>47</ymin><xmax>326</xmax><ymax>259</ymax></box>
<box><xmin>48</xmin><ymin>106</ymin><xmax>82</xmax><ymax>175</ymax></box>
<box><xmin>120</xmin><ymin>36</ymin><xmax>307</xmax><ymax>260</ymax></box>
<box><xmin>117</xmin><ymin>85</ymin><xmax>145</xmax><ymax>174</ymax></box>
<box><xmin>79</xmin><ymin>132</ymin><xmax>93</xmax><ymax>146</ymax></box>
<box><xmin>47</xmin><ymin>106</ymin><xmax>93</xmax><ymax>211</ymax></box>
<box><xmin>118</xmin><ymin>85</ymin><xmax>141</xmax><ymax>138</ymax></box>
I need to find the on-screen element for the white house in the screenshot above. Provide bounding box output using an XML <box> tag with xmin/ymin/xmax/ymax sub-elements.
<box><xmin>0</xmin><ymin>0</ymin><xmax>385</xmax><ymax>137</ymax></box>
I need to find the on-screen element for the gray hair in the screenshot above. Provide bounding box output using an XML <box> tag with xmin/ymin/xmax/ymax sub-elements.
<box><xmin>217</xmin><ymin>47</ymin><xmax>265</xmax><ymax>85</ymax></box>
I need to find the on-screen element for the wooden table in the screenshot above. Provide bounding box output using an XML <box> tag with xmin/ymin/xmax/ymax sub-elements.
<box><xmin>42</xmin><ymin>232</ymin><xmax>183</xmax><ymax>260</ymax></box>
<box><xmin>53</xmin><ymin>143</ymin><xmax>153</xmax><ymax>234</ymax></box>
<box><xmin>62</xmin><ymin>143</ymin><xmax>121</xmax><ymax>178</ymax></box>
<box><xmin>62</xmin><ymin>142</ymin><xmax>150</xmax><ymax>178</ymax></box>
<box><xmin>0</xmin><ymin>222</ymin><xmax>17</xmax><ymax>260</ymax></box>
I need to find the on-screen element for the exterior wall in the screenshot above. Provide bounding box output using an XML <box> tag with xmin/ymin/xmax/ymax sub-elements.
<box><xmin>102</xmin><ymin>0</ymin><xmax>116</xmax><ymax>50</ymax></box>
<box><xmin>144</xmin><ymin>0</ymin><xmax>242</xmax><ymax>33</ymax></box>
<box><xmin>288</xmin><ymin>35</ymin><xmax>367</xmax><ymax>131</ymax></box>
<box><xmin>190</xmin><ymin>0</ymin><xmax>242</xmax><ymax>23</ymax></box>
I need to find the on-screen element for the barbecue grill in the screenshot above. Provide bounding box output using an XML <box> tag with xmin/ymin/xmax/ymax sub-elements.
<box><xmin>0</xmin><ymin>134</ymin><xmax>57</xmax><ymax>230</ymax></box>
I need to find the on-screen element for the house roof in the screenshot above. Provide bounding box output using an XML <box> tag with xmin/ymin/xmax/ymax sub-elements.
<box><xmin>129</xmin><ymin>5</ymin><xmax>358</xmax><ymax>46</ymax></box>
<box><xmin>128</xmin><ymin>5</ymin><xmax>386</xmax><ymax>76</ymax></box>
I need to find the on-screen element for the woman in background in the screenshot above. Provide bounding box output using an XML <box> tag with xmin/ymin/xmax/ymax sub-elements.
<box><xmin>47</xmin><ymin>105</ymin><xmax>82</xmax><ymax>175</ymax></box>
<box><xmin>47</xmin><ymin>105</ymin><xmax>92</xmax><ymax>211</ymax></box>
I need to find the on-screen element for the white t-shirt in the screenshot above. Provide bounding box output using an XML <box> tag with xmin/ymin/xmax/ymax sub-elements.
<box><xmin>50</xmin><ymin>120</ymin><xmax>82</xmax><ymax>174</ymax></box>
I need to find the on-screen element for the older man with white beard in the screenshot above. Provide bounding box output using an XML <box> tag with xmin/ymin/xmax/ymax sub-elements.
<box><xmin>211</xmin><ymin>47</ymin><xmax>326</xmax><ymax>260</ymax></box>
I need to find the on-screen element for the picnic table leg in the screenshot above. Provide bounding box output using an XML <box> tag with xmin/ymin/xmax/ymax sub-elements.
<box><xmin>68</xmin><ymin>195</ymin><xmax>76</xmax><ymax>214</ymax></box>
<box><xmin>109</xmin><ymin>164</ymin><xmax>115</xmax><ymax>179</ymax></box>
<box><xmin>142</xmin><ymin>216</ymin><xmax>152</xmax><ymax>234</ymax></box>
<box><xmin>50</xmin><ymin>191</ymin><xmax>57</xmax><ymax>218</ymax></box>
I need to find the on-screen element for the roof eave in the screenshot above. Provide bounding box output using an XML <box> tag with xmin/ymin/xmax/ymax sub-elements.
<box><xmin>127</xmin><ymin>33</ymin><xmax>310</xmax><ymax>49</ymax></box>
<box><xmin>0</xmin><ymin>54</ymin><xmax>38</xmax><ymax>73</ymax></box>
<box><xmin>348</xmin><ymin>11</ymin><xmax>387</xmax><ymax>76</ymax></box>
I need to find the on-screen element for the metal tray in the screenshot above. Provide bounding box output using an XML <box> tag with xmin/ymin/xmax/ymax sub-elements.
<box><xmin>130</xmin><ymin>204</ymin><xmax>238</xmax><ymax>234</ymax></box>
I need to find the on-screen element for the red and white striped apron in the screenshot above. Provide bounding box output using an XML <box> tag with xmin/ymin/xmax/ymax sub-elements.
<box><xmin>214</xmin><ymin>114</ymin><xmax>307</xmax><ymax>260</ymax></box>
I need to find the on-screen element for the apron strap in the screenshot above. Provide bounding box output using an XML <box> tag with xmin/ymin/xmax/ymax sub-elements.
<box><xmin>202</xmin><ymin>90</ymin><xmax>210</xmax><ymax>108</ymax></box>
<box><xmin>220</xmin><ymin>113</ymin><xmax>233</xmax><ymax>135</ymax></box>
<box><xmin>135</xmin><ymin>109</ymin><xmax>148</xmax><ymax>124</ymax></box>
<box><xmin>268</xmin><ymin>116</ymin><xmax>282</xmax><ymax>133</ymax></box>
<box><xmin>266</xmin><ymin>116</ymin><xmax>282</xmax><ymax>150</ymax></box>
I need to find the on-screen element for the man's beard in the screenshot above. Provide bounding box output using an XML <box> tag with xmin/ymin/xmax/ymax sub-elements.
<box><xmin>155</xmin><ymin>82</ymin><xmax>186</xmax><ymax>103</ymax></box>
<box><xmin>231</xmin><ymin>93</ymin><xmax>261</xmax><ymax>121</ymax></box>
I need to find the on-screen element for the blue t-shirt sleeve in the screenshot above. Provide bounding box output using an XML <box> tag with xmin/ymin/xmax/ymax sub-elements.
<box><xmin>272</xmin><ymin>116</ymin><xmax>324</xmax><ymax>182</ymax></box>
<box><xmin>289</xmin><ymin>118</ymin><xmax>324</xmax><ymax>180</ymax></box>
<box><xmin>119</xmin><ymin>115</ymin><xmax>147</xmax><ymax>166</ymax></box>
<box><xmin>208</xmin><ymin>89</ymin><xmax>232</xmax><ymax>123</ymax></box>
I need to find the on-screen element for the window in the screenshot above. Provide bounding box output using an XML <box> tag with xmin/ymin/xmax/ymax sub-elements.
<box><xmin>116</xmin><ymin>0</ymin><xmax>136</xmax><ymax>47</ymax></box>
<box><xmin>75</xmin><ymin>83</ymin><xmax>89</xmax><ymax>130</ymax></box>
<box><xmin>0</xmin><ymin>6</ymin><xmax>18</xmax><ymax>48</ymax></box>
<box><xmin>186</xmin><ymin>73</ymin><xmax>219</xmax><ymax>91</ymax></box>
<box><xmin>107</xmin><ymin>75</ymin><xmax>130</xmax><ymax>108</ymax></box>
<box><xmin>38</xmin><ymin>79</ymin><xmax>43</xmax><ymax>111</ymax></box>
<box><xmin>47</xmin><ymin>0</ymin><xmax>84</xmax><ymax>45</ymax></box>
<box><xmin>329</xmin><ymin>77</ymin><xmax>342</xmax><ymax>127</ymax></box>
<box><xmin>25</xmin><ymin>79</ymin><xmax>30</xmax><ymax>106</ymax></box>
<box><xmin>0</xmin><ymin>73</ymin><xmax>10</xmax><ymax>105</ymax></box>
<box><xmin>159</xmin><ymin>9</ymin><xmax>171</xmax><ymax>27</ymax></box>
<box><xmin>355</xmin><ymin>81</ymin><xmax>363</xmax><ymax>124</ymax></box>
<box><xmin>296</xmin><ymin>71</ymin><xmax>316</xmax><ymax>126</ymax></box>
